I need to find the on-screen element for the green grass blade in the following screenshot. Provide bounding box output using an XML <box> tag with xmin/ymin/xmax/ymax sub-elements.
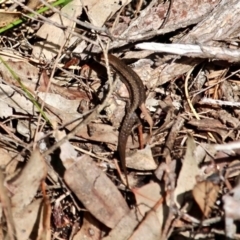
<box><xmin>0</xmin><ymin>0</ymin><xmax>72</xmax><ymax>34</ymax></box>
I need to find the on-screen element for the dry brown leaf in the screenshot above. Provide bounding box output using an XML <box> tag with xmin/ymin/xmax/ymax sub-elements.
<box><xmin>174</xmin><ymin>135</ymin><xmax>199</xmax><ymax>209</ymax></box>
<box><xmin>103</xmin><ymin>210</ymin><xmax>141</xmax><ymax>240</ymax></box>
<box><xmin>135</xmin><ymin>183</ymin><xmax>161</xmax><ymax>214</ymax></box>
<box><xmin>7</xmin><ymin>149</ymin><xmax>47</xmax><ymax>212</ymax></box>
<box><xmin>87</xmin><ymin>0</ymin><xmax>131</xmax><ymax>27</ymax></box>
<box><xmin>0</xmin><ymin>148</ymin><xmax>12</xmax><ymax>168</ymax></box>
<box><xmin>194</xmin><ymin>143</ymin><xmax>217</xmax><ymax>165</ymax></box>
<box><xmin>126</xmin><ymin>145</ymin><xmax>157</xmax><ymax>170</ymax></box>
<box><xmin>0</xmin><ymin>169</ymin><xmax>16</xmax><ymax>239</ymax></box>
<box><xmin>6</xmin><ymin>150</ymin><xmax>48</xmax><ymax>239</ymax></box>
<box><xmin>192</xmin><ymin>180</ymin><xmax>220</xmax><ymax>217</ymax></box>
<box><xmin>26</xmin><ymin>0</ymin><xmax>41</xmax><ymax>10</ymax></box>
<box><xmin>75</xmin><ymin>123</ymin><xmax>119</xmax><ymax>146</ymax></box>
<box><xmin>37</xmin><ymin>92</ymin><xmax>80</xmax><ymax>113</ymax></box>
<box><xmin>129</xmin><ymin>183</ymin><xmax>166</xmax><ymax>240</ymax></box>
<box><xmin>13</xmin><ymin>199</ymin><xmax>43</xmax><ymax>240</ymax></box>
<box><xmin>0</xmin><ymin>59</ymin><xmax>40</xmax><ymax>117</ymax></box>
<box><xmin>73</xmin><ymin>212</ymin><xmax>103</xmax><ymax>240</ymax></box>
<box><xmin>53</xmin><ymin>129</ymin><xmax>78</xmax><ymax>169</ymax></box>
<box><xmin>64</xmin><ymin>154</ymin><xmax>129</xmax><ymax>228</ymax></box>
<box><xmin>130</xmin><ymin>210</ymin><xmax>160</xmax><ymax>240</ymax></box>
<box><xmin>223</xmin><ymin>183</ymin><xmax>240</xmax><ymax>238</ymax></box>
<box><xmin>135</xmin><ymin>182</ymin><xmax>167</xmax><ymax>226</ymax></box>
<box><xmin>0</xmin><ymin>84</ymin><xmax>36</xmax><ymax>115</ymax></box>
<box><xmin>0</xmin><ymin>59</ymin><xmax>39</xmax><ymax>83</ymax></box>
<box><xmin>39</xmin><ymin>70</ymin><xmax>89</xmax><ymax>101</ymax></box>
<box><xmin>0</xmin><ymin>12</ymin><xmax>21</xmax><ymax>27</ymax></box>
<box><xmin>37</xmin><ymin>196</ymin><xmax>51</xmax><ymax>240</ymax></box>
<box><xmin>32</xmin><ymin>0</ymin><xmax>82</xmax><ymax>60</ymax></box>
<box><xmin>104</xmin><ymin>183</ymin><xmax>165</xmax><ymax>240</ymax></box>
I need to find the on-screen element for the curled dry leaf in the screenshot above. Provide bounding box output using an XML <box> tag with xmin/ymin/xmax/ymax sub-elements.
<box><xmin>192</xmin><ymin>180</ymin><xmax>220</xmax><ymax>217</ymax></box>
<box><xmin>64</xmin><ymin>154</ymin><xmax>129</xmax><ymax>228</ymax></box>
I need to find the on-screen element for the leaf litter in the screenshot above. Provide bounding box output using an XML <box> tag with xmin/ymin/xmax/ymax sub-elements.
<box><xmin>1</xmin><ymin>0</ymin><xmax>240</xmax><ymax>239</ymax></box>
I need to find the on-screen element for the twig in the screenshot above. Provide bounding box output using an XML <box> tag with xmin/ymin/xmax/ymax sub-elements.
<box><xmin>200</xmin><ymin>97</ymin><xmax>240</xmax><ymax>107</ymax></box>
<box><xmin>136</xmin><ymin>42</ymin><xmax>240</xmax><ymax>63</ymax></box>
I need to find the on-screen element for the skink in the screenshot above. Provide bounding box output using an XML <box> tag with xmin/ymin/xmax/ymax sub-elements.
<box><xmin>100</xmin><ymin>54</ymin><xmax>152</xmax><ymax>187</ymax></box>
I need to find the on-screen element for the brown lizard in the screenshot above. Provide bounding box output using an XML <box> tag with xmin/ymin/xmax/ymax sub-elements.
<box><xmin>100</xmin><ymin>54</ymin><xmax>153</xmax><ymax>187</ymax></box>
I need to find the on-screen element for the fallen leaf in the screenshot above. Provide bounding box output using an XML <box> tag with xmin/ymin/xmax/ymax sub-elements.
<box><xmin>0</xmin><ymin>84</ymin><xmax>35</xmax><ymax>115</ymax></box>
<box><xmin>13</xmin><ymin>199</ymin><xmax>44</xmax><ymax>240</ymax></box>
<box><xmin>53</xmin><ymin>129</ymin><xmax>78</xmax><ymax>169</ymax></box>
<box><xmin>0</xmin><ymin>59</ymin><xmax>39</xmax><ymax>83</ymax></box>
<box><xmin>135</xmin><ymin>182</ymin><xmax>167</xmax><ymax>224</ymax></box>
<box><xmin>104</xmin><ymin>183</ymin><xmax>165</xmax><ymax>240</ymax></box>
<box><xmin>103</xmin><ymin>210</ymin><xmax>140</xmax><ymax>240</ymax></box>
<box><xmin>87</xmin><ymin>0</ymin><xmax>131</xmax><ymax>27</ymax></box>
<box><xmin>126</xmin><ymin>145</ymin><xmax>157</xmax><ymax>170</ymax></box>
<box><xmin>0</xmin><ymin>148</ymin><xmax>12</xmax><ymax>167</ymax></box>
<box><xmin>130</xmin><ymin>182</ymin><xmax>167</xmax><ymax>240</ymax></box>
<box><xmin>192</xmin><ymin>180</ymin><xmax>219</xmax><ymax>217</ymax></box>
<box><xmin>174</xmin><ymin>135</ymin><xmax>199</xmax><ymax>208</ymax></box>
<box><xmin>130</xmin><ymin>210</ymin><xmax>160</xmax><ymax>240</ymax></box>
<box><xmin>32</xmin><ymin>0</ymin><xmax>82</xmax><ymax>60</ymax></box>
<box><xmin>223</xmin><ymin>182</ymin><xmax>240</xmax><ymax>238</ymax></box>
<box><xmin>26</xmin><ymin>0</ymin><xmax>41</xmax><ymax>10</ymax></box>
<box><xmin>64</xmin><ymin>154</ymin><xmax>130</xmax><ymax>228</ymax></box>
<box><xmin>7</xmin><ymin>149</ymin><xmax>47</xmax><ymax>211</ymax></box>
<box><xmin>0</xmin><ymin>169</ymin><xmax>16</xmax><ymax>239</ymax></box>
<box><xmin>0</xmin><ymin>11</ymin><xmax>21</xmax><ymax>27</ymax></box>
<box><xmin>0</xmin><ymin>101</ymin><xmax>12</xmax><ymax>118</ymax></box>
<box><xmin>73</xmin><ymin>212</ymin><xmax>103</xmax><ymax>240</ymax></box>
<box><xmin>37</xmin><ymin>92</ymin><xmax>80</xmax><ymax>113</ymax></box>
<box><xmin>37</xmin><ymin>196</ymin><xmax>51</xmax><ymax>240</ymax></box>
